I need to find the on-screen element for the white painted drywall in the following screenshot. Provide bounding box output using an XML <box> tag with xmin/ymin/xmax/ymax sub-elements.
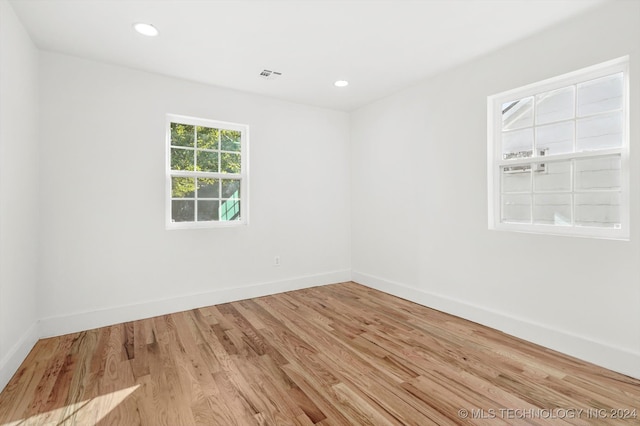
<box><xmin>351</xmin><ymin>0</ymin><xmax>640</xmax><ymax>378</ymax></box>
<box><xmin>0</xmin><ymin>0</ymin><xmax>40</xmax><ymax>390</ymax></box>
<box><xmin>37</xmin><ymin>52</ymin><xmax>351</xmax><ymax>336</ymax></box>
<box><xmin>2</xmin><ymin>0</ymin><xmax>639</xmax><ymax>393</ymax></box>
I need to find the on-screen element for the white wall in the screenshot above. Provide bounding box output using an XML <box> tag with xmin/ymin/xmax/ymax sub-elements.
<box><xmin>2</xmin><ymin>0</ymin><xmax>638</xmax><ymax>394</ymax></box>
<box><xmin>351</xmin><ymin>0</ymin><xmax>640</xmax><ymax>379</ymax></box>
<box><xmin>0</xmin><ymin>0</ymin><xmax>40</xmax><ymax>390</ymax></box>
<box><xmin>37</xmin><ymin>52</ymin><xmax>351</xmax><ymax>336</ymax></box>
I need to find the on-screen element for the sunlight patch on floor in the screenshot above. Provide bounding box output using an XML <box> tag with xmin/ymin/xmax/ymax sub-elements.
<box><xmin>2</xmin><ymin>385</ymin><xmax>139</xmax><ymax>426</ymax></box>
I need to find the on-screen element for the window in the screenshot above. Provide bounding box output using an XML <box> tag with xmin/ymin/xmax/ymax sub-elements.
<box><xmin>166</xmin><ymin>114</ymin><xmax>248</xmax><ymax>229</ymax></box>
<box><xmin>487</xmin><ymin>57</ymin><xmax>629</xmax><ymax>240</ymax></box>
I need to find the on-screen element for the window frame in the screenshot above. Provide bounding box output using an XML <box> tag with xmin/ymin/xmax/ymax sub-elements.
<box><xmin>487</xmin><ymin>57</ymin><xmax>630</xmax><ymax>240</ymax></box>
<box><xmin>165</xmin><ymin>114</ymin><xmax>249</xmax><ymax>229</ymax></box>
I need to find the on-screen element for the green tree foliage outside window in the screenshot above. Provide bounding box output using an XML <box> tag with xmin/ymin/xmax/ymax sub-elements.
<box><xmin>169</xmin><ymin>120</ymin><xmax>244</xmax><ymax>224</ymax></box>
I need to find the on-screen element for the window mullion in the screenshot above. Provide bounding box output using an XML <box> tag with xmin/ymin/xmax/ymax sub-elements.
<box><xmin>529</xmin><ymin>168</ymin><xmax>534</xmax><ymax>225</ymax></box>
<box><xmin>169</xmin><ymin>171</ymin><xmax>242</xmax><ymax>179</ymax></box>
<box><xmin>489</xmin><ymin>57</ymin><xmax>628</xmax><ymax>239</ymax></box>
<box><xmin>570</xmin><ymin>160</ymin><xmax>575</xmax><ymax>227</ymax></box>
<box><xmin>496</xmin><ymin>148</ymin><xmax>622</xmax><ymax>167</ymax></box>
<box><xmin>167</xmin><ymin>115</ymin><xmax>248</xmax><ymax>228</ymax></box>
<box><xmin>573</xmin><ymin>83</ymin><xmax>578</xmax><ymax>154</ymax></box>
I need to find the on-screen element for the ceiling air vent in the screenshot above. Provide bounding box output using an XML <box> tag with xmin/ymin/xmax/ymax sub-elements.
<box><xmin>259</xmin><ymin>69</ymin><xmax>282</xmax><ymax>80</ymax></box>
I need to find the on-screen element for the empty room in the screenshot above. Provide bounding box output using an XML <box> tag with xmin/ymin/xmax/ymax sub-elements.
<box><xmin>1</xmin><ymin>0</ymin><xmax>639</xmax><ymax>424</ymax></box>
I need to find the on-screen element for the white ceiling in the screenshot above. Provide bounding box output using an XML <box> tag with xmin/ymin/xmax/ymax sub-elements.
<box><xmin>10</xmin><ymin>0</ymin><xmax>607</xmax><ymax>111</ymax></box>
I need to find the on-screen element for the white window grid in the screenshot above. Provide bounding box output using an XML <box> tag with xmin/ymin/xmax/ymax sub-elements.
<box><xmin>166</xmin><ymin>114</ymin><xmax>249</xmax><ymax>229</ymax></box>
<box><xmin>487</xmin><ymin>57</ymin><xmax>629</xmax><ymax>240</ymax></box>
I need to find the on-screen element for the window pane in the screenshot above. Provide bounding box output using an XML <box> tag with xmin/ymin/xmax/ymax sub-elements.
<box><xmin>196</xmin><ymin>150</ymin><xmax>218</xmax><ymax>172</ymax></box>
<box><xmin>534</xmin><ymin>161</ymin><xmax>571</xmax><ymax>192</ymax></box>
<box><xmin>221</xmin><ymin>179</ymin><xmax>241</xmax><ymax>198</ymax></box>
<box><xmin>536</xmin><ymin>86</ymin><xmax>574</xmax><ymax>125</ymax></box>
<box><xmin>535</xmin><ymin>121</ymin><xmax>573</xmax><ymax>156</ymax></box>
<box><xmin>533</xmin><ymin>194</ymin><xmax>571</xmax><ymax>225</ymax></box>
<box><xmin>502</xmin><ymin>194</ymin><xmax>531</xmax><ymax>224</ymax></box>
<box><xmin>501</xmin><ymin>167</ymin><xmax>530</xmax><ymax>193</ymax></box>
<box><xmin>575</xmin><ymin>156</ymin><xmax>621</xmax><ymax>191</ymax></box>
<box><xmin>171</xmin><ymin>148</ymin><xmax>194</xmax><ymax>171</ymax></box>
<box><xmin>221</xmin><ymin>153</ymin><xmax>241</xmax><ymax>173</ymax></box>
<box><xmin>172</xmin><ymin>200</ymin><xmax>195</xmax><ymax>222</ymax></box>
<box><xmin>197</xmin><ymin>200</ymin><xmax>219</xmax><ymax>221</ymax></box>
<box><xmin>197</xmin><ymin>178</ymin><xmax>219</xmax><ymax>198</ymax></box>
<box><xmin>502</xmin><ymin>97</ymin><xmax>533</xmax><ymax>130</ymax></box>
<box><xmin>502</xmin><ymin>128</ymin><xmax>533</xmax><ymax>160</ymax></box>
<box><xmin>171</xmin><ymin>177</ymin><xmax>195</xmax><ymax>198</ymax></box>
<box><xmin>576</xmin><ymin>111</ymin><xmax>622</xmax><ymax>151</ymax></box>
<box><xmin>220</xmin><ymin>198</ymin><xmax>241</xmax><ymax>221</ymax></box>
<box><xmin>577</xmin><ymin>73</ymin><xmax>623</xmax><ymax>116</ymax></box>
<box><xmin>221</xmin><ymin>130</ymin><xmax>241</xmax><ymax>152</ymax></box>
<box><xmin>196</xmin><ymin>126</ymin><xmax>219</xmax><ymax>150</ymax></box>
<box><xmin>575</xmin><ymin>192</ymin><xmax>620</xmax><ymax>228</ymax></box>
<box><xmin>171</xmin><ymin>123</ymin><xmax>195</xmax><ymax>147</ymax></box>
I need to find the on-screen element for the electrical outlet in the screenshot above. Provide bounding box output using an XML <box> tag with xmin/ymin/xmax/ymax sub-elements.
<box><xmin>274</xmin><ymin>256</ymin><xmax>281</xmax><ymax>266</ymax></box>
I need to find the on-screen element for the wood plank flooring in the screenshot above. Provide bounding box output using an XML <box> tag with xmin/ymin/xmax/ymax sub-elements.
<box><xmin>0</xmin><ymin>282</ymin><xmax>639</xmax><ymax>425</ymax></box>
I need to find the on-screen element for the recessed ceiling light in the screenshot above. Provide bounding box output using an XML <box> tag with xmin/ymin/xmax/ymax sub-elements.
<box><xmin>133</xmin><ymin>22</ymin><xmax>159</xmax><ymax>37</ymax></box>
<box><xmin>334</xmin><ymin>80</ymin><xmax>349</xmax><ymax>87</ymax></box>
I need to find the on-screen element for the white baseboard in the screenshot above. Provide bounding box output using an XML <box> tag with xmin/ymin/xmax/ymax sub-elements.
<box><xmin>0</xmin><ymin>321</ymin><xmax>39</xmax><ymax>393</ymax></box>
<box><xmin>40</xmin><ymin>269</ymin><xmax>351</xmax><ymax>338</ymax></box>
<box><xmin>352</xmin><ymin>270</ymin><xmax>640</xmax><ymax>380</ymax></box>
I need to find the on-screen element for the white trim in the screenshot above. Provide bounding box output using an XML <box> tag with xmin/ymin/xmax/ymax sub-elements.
<box><xmin>352</xmin><ymin>271</ymin><xmax>640</xmax><ymax>380</ymax></box>
<box><xmin>39</xmin><ymin>270</ymin><xmax>351</xmax><ymax>338</ymax></box>
<box><xmin>5</xmin><ymin>273</ymin><xmax>639</xmax><ymax>390</ymax></box>
<box><xmin>0</xmin><ymin>321</ymin><xmax>39</xmax><ymax>393</ymax></box>
<box><xmin>166</xmin><ymin>114</ymin><xmax>248</xmax><ymax>134</ymax></box>
<box><xmin>487</xmin><ymin>56</ymin><xmax>630</xmax><ymax>240</ymax></box>
<box><xmin>496</xmin><ymin>148</ymin><xmax>622</xmax><ymax>167</ymax></box>
<box><xmin>489</xmin><ymin>56</ymin><xmax>629</xmax><ymax>104</ymax></box>
<box><xmin>492</xmin><ymin>220</ymin><xmax>628</xmax><ymax>240</ymax></box>
<box><xmin>165</xmin><ymin>114</ymin><xmax>249</xmax><ymax>229</ymax></box>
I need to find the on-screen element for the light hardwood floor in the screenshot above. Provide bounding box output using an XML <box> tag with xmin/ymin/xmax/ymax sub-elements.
<box><xmin>0</xmin><ymin>282</ymin><xmax>639</xmax><ymax>425</ymax></box>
